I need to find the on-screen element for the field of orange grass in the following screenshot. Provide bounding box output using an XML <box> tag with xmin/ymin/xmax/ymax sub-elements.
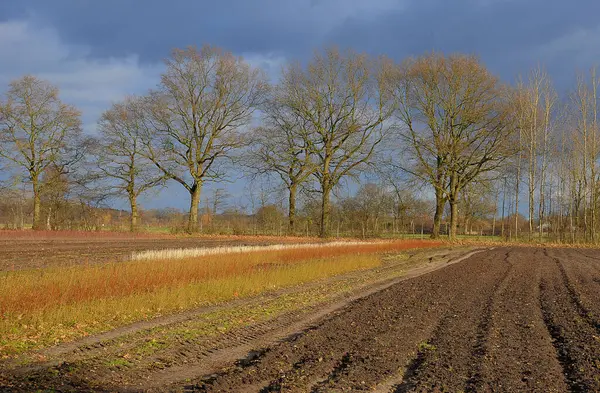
<box><xmin>0</xmin><ymin>240</ymin><xmax>440</xmax><ymax>355</ymax></box>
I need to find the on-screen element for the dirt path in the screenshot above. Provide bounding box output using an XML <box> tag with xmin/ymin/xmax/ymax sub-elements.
<box><xmin>4</xmin><ymin>247</ymin><xmax>600</xmax><ymax>392</ymax></box>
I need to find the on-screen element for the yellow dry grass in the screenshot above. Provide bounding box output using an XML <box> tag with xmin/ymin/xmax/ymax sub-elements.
<box><xmin>0</xmin><ymin>240</ymin><xmax>441</xmax><ymax>355</ymax></box>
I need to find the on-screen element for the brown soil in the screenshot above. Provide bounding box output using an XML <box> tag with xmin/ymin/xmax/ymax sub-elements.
<box><xmin>192</xmin><ymin>248</ymin><xmax>600</xmax><ymax>393</ymax></box>
<box><xmin>3</xmin><ymin>247</ymin><xmax>600</xmax><ymax>392</ymax></box>
<box><xmin>0</xmin><ymin>238</ymin><xmax>282</xmax><ymax>271</ymax></box>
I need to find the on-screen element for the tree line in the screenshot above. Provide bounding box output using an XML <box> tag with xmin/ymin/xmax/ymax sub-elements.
<box><xmin>0</xmin><ymin>45</ymin><xmax>598</xmax><ymax>241</ymax></box>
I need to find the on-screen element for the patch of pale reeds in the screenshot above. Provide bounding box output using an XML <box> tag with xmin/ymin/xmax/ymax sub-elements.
<box><xmin>129</xmin><ymin>241</ymin><xmax>372</xmax><ymax>261</ymax></box>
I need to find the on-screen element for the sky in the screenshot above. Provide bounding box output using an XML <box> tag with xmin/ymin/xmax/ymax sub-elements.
<box><xmin>1</xmin><ymin>0</ymin><xmax>600</xmax><ymax>212</ymax></box>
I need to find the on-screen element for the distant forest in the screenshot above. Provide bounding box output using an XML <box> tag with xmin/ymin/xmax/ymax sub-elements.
<box><xmin>0</xmin><ymin>45</ymin><xmax>597</xmax><ymax>241</ymax></box>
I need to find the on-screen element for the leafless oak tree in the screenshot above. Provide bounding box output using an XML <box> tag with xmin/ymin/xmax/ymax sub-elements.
<box><xmin>96</xmin><ymin>96</ymin><xmax>166</xmax><ymax>231</ymax></box>
<box><xmin>394</xmin><ymin>54</ymin><xmax>517</xmax><ymax>239</ymax></box>
<box><xmin>0</xmin><ymin>75</ymin><xmax>81</xmax><ymax>230</ymax></box>
<box><xmin>277</xmin><ymin>48</ymin><xmax>395</xmax><ymax>237</ymax></box>
<box><xmin>245</xmin><ymin>90</ymin><xmax>317</xmax><ymax>232</ymax></box>
<box><xmin>142</xmin><ymin>46</ymin><xmax>268</xmax><ymax>232</ymax></box>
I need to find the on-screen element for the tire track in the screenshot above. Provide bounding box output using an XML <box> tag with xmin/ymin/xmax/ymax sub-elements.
<box><xmin>539</xmin><ymin>278</ymin><xmax>583</xmax><ymax>392</ymax></box>
<box><xmin>539</xmin><ymin>249</ymin><xmax>600</xmax><ymax>392</ymax></box>
<box><xmin>11</xmin><ymin>247</ymin><xmax>465</xmax><ymax>366</ymax></box>
<box><xmin>464</xmin><ymin>250</ymin><xmax>513</xmax><ymax>392</ymax></box>
<box><xmin>227</xmin><ymin>280</ymin><xmax>443</xmax><ymax>393</ymax></box>
<box><xmin>191</xmin><ymin>248</ymin><xmax>600</xmax><ymax>393</ymax></box>
<box><xmin>390</xmin><ymin>250</ymin><xmax>512</xmax><ymax>393</ymax></box>
<box><xmin>2</xmin><ymin>248</ymin><xmax>474</xmax><ymax>392</ymax></box>
<box><xmin>476</xmin><ymin>248</ymin><xmax>567</xmax><ymax>392</ymax></box>
<box><xmin>559</xmin><ymin>250</ymin><xmax>600</xmax><ymax>328</ymax></box>
<box><xmin>197</xmin><ymin>249</ymin><xmax>508</xmax><ymax>392</ymax></box>
<box><xmin>126</xmin><ymin>249</ymin><xmax>485</xmax><ymax>391</ymax></box>
<box><xmin>548</xmin><ymin>249</ymin><xmax>600</xmax><ymax>333</ymax></box>
<box><xmin>392</xmin><ymin>317</ymin><xmax>449</xmax><ymax>393</ymax></box>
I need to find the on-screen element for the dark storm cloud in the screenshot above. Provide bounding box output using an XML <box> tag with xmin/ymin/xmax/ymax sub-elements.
<box><xmin>3</xmin><ymin>0</ymin><xmax>600</xmax><ymax>87</ymax></box>
<box><xmin>0</xmin><ymin>0</ymin><xmax>338</xmax><ymax>61</ymax></box>
<box><xmin>327</xmin><ymin>0</ymin><xmax>600</xmax><ymax>85</ymax></box>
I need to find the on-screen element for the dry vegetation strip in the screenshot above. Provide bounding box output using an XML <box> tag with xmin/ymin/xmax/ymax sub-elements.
<box><xmin>129</xmin><ymin>241</ymin><xmax>378</xmax><ymax>261</ymax></box>
<box><xmin>0</xmin><ymin>240</ymin><xmax>440</xmax><ymax>356</ymax></box>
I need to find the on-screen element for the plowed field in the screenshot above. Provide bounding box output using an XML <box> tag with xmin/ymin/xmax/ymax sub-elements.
<box><xmin>199</xmin><ymin>247</ymin><xmax>600</xmax><ymax>393</ymax></box>
<box><xmin>3</xmin><ymin>247</ymin><xmax>600</xmax><ymax>392</ymax></box>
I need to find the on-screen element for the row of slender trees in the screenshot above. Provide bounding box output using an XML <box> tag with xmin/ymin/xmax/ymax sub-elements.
<box><xmin>1</xmin><ymin>44</ymin><xmax>599</xmax><ymax>240</ymax></box>
<box><xmin>499</xmin><ymin>67</ymin><xmax>600</xmax><ymax>243</ymax></box>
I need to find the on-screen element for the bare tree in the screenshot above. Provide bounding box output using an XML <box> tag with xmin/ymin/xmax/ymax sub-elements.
<box><xmin>96</xmin><ymin>96</ymin><xmax>165</xmax><ymax>231</ymax></box>
<box><xmin>538</xmin><ymin>74</ymin><xmax>557</xmax><ymax>241</ymax></box>
<box><xmin>590</xmin><ymin>67</ymin><xmax>599</xmax><ymax>243</ymax></box>
<box><xmin>278</xmin><ymin>48</ymin><xmax>395</xmax><ymax>237</ymax></box>
<box><xmin>567</xmin><ymin>67</ymin><xmax>600</xmax><ymax>242</ymax></box>
<box><xmin>375</xmin><ymin>154</ymin><xmax>426</xmax><ymax>235</ymax></box>
<box><xmin>515</xmin><ymin>68</ymin><xmax>556</xmax><ymax>240</ymax></box>
<box><xmin>245</xmin><ymin>93</ymin><xmax>316</xmax><ymax>232</ymax></box>
<box><xmin>142</xmin><ymin>46</ymin><xmax>268</xmax><ymax>233</ymax></box>
<box><xmin>348</xmin><ymin>183</ymin><xmax>394</xmax><ymax>237</ymax></box>
<box><xmin>0</xmin><ymin>75</ymin><xmax>81</xmax><ymax>230</ymax></box>
<box><xmin>459</xmin><ymin>179</ymin><xmax>496</xmax><ymax>235</ymax></box>
<box><xmin>394</xmin><ymin>56</ymin><xmax>450</xmax><ymax>238</ymax></box>
<box><xmin>394</xmin><ymin>53</ymin><xmax>517</xmax><ymax>239</ymax></box>
<box><xmin>209</xmin><ymin>187</ymin><xmax>229</xmax><ymax>215</ymax></box>
<box><xmin>39</xmin><ymin>163</ymin><xmax>70</xmax><ymax>230</ymax></box>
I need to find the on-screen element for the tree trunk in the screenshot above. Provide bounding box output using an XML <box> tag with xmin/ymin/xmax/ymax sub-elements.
<box><xmin>188</xmin><ymin>182</ymin><xmax>202</xmax><ymax>233</ymax></box>
<box><xmin>448</xmin><ymin>174</ymin><xmax>460</xmax><ymax>240</ymax></box>
<box><xmin>431</xmin><ymin>189</ymin><xmax>445</xmax><ymax>239</ymax></box>
<box><xmin>592</xmin><ymin>68</ymin><xmax>598</xmax><ymax>243</ymax></box>
<box><xmin>46</xmin><ymin>207</ymin><xmax>52</xmax><ymax>230</ymax></box>
<box><xmin>515</xmin><ymin>129</ymin><xmax>522</xmax><ymax>240</ymax></box>
<box><xmin>32</xmin><ymin>174</ymin><xmax>42</xmax><ymax>230</ymax></box>
<box><xmin>129</xmin><ymin>193</ymin><xmax>139</xmax><ymax>232</ymax></box>
<box><xmin>320</xmin><ymin>184</ymin><xmax>331</xmax><ymax>238</ymax></box>
<box><xmin>528</xmin><ymin>147</ymin><xmax>536</xmax><ymax>241</ymax></box>
<box><xmin>501</xmin><ymin>178</ymin><xmax>506</xmax><ymax>239</ymax></box>
<box><xmin>539</xmin><ymin>160</ymin><xmax>546</xmax><ymax>242</ymax></box>
<box><xmin>492</xmin><ymin>186</ymin><xmax>498</xmax><ymax>237</ymax></box>
<box><xmin>288</xmin><ymin>184</ymin><xmax>297</xmax><ymax>234</ymax></box>
<box><xmin>449</xmin><ymin>197</ymin><xmax>459</xmax><ymax>239</ymax></box>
